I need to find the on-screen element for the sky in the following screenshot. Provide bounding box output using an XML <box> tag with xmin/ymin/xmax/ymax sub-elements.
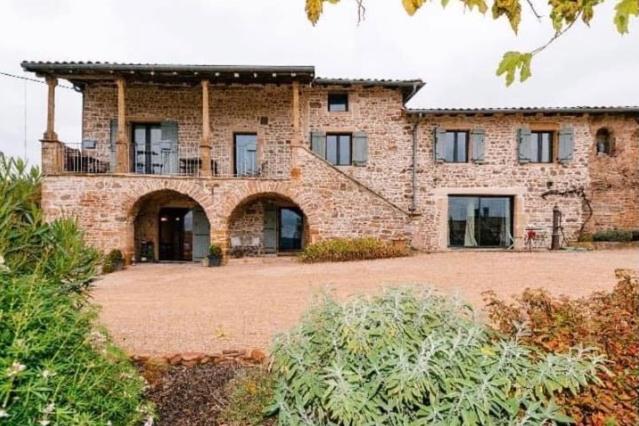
<box><xmin>0</xmin><ymin>0</ymin><xmax>637</xmax><ymax>165</ymax></box>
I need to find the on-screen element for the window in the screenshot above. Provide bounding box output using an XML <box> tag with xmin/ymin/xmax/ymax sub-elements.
<box><xmin>531</xmin><ymin>131</ymin><xmax>553</xmax><ymax>163</ymax></box>
<box><xmin>596</xmin><ymin>128</ymin><xmax>612</xmax><ymax>155</ymax></box>
<box><xmin>326</xmin><ymin>133</ymin><xmax>352</xmax><ymax>165</ymax></box>
<box><xmin>328</xmin><ymin>93</ymin><xmax>348</xmax><ymax>112</ymax></box>
<box><xmin>448</xmin><ymin>196</ymin><xmax>513</xmax><ymax>248</ymax></box>
<box><xmin>442</xmin><ymin>131</ymin><xmax>468</xmax><ymax>163</ymax></box>
<box><xmin>234</xmin><ymin>133</ymin><xmax>258</xmax><ymax>176</ymax></box>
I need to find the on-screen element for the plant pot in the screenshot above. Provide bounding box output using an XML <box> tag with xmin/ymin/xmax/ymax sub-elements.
<box><xmin>112</xmin><ymin>260</ymin><xmax>124</xmax><ymax>272</ymax></box>
<box><xmin>205</xmin><ymin>255</ymin><xmax>222</xmax><ymax>267</ymax></box>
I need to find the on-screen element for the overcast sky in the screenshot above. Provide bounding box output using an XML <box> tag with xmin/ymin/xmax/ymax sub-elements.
<box><xmin>0</xmin><ymin>0</ymin><xmax>637</xmax><ymax>164</ymax></box>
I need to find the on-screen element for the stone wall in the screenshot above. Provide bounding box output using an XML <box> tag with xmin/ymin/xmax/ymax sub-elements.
<box><xmin>302</xmin><ymin>86</ymin><xmax>414</xmax><ymax>210</ymax></box>
<box><xmin>41</xmin><ymin>146</ymin><xmax>411</xmax><ymax>260</ymax></box>
<box><xmin>43</xmin><ymin>82</ymin><xmax>639</xmax><ymax>254</ymax></box>
<box><xmin>587</xmin><ymin>115</ymin><xmax>639</xmax><ymax>231</ymax></box>
<box><xmin>82</xmin><ymin>83</ymin><xmax>293</xmax><ymax>177</ymax></box>
<box><xmin>410</xmin><ymin>114</ymin><xmax>596</xmax><ymax>250</ymax></box>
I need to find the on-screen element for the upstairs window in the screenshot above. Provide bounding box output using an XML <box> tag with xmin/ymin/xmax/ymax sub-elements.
<box><xmin>531</xmin><ymin>131</ymin><xmax>553</xmax><ymax>163</ymax></box>
<box><xmin>596</xmin><ymin>128</ymin><xmax>612</xmax><ymax>155</ymax></box>
<box><xmin>326</xmin><ymin>133</ymin><xmax>352</xmax><ymax>165</ymax></box>
<box><xmin>441</xmin><ymin>131</ymin><xmax>468</xmax><ymax>163</ymax></box>
<box><xmin>328</xmin><ymin>93</ymin><xmax>348</xmax><ymax>112</ymax></box>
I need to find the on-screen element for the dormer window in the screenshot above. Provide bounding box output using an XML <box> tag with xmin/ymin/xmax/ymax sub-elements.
<box><xmin>596</xmin><ymin>128</ymin><xmax>612</xmax><ymax>155</ymax></box>
<box><xmin>328</xmin><ymin>93</ymin><xmax>348</xmax><ymax>112</ymax></box>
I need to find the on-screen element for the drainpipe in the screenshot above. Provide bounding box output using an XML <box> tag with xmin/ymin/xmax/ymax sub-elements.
<box><xmin>410</xmin><ymin>118</ymin><xmax>419</xmax><ymax>213</ymax></box>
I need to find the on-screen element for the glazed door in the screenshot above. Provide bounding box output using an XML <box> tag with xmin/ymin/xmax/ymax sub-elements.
<box><xmin>279</xmin><ymin>208</ymin><xmax>303</xmax><ymax>251</ymax></box>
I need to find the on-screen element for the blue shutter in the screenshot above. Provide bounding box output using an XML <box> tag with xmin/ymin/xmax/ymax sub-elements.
<box><xmin>470</xmin><ymin>129</ymin><xmax>486</xmax><ymax>163</ymax></box>
<box><xmin>192</xmin><ymin>207</ymin><xmax>210</xmax><ymax>261</ymax></box>
<box><xmin>161</xmin><ymin>121</ymin><xmax>179</xmax><ymax>174</ymax></box>
<box><xmin>558</xmin><ymin>126</ymin><xmax>574</xmax><ymax>164</ymax></box>
<box><xmin>352</xmin><ymin>132</ymin><xmax>368</xmax><ymax>166</ymax></box>
<box><xmin>434</xmin><ymin>127</ymin><xmax>446</xmax><ymax>162</ymax></box>
<box><xmin>311</xmin><ymin>131</ymin><xmax>326</xmax><ymax>159</ymax></box>
<box><xmin>263</xmin><ymin>203</ymin><xmax>277</xmax><ymax>253</ymax></box>
<box><xmin>517</xmin><ymin>127</ymin><xmax>532</xmax><ymax>163</ymax></box>
<box><xmin>109</xmin><ymin>119</ymin><xmax>118</xmax><ymax>172</ymax></box>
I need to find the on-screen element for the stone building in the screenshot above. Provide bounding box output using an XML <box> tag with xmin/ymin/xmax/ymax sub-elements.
<box><xmin>22</xmin><ymin>61</ymin><xmax>639</xmax><ymax>262</ymax></box>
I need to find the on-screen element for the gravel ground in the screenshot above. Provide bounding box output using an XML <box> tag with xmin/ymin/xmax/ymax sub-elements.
<box><xmin>92</xmin><ymin>249</ymin><xmax>638</xmax><ymax>355</ymax></box>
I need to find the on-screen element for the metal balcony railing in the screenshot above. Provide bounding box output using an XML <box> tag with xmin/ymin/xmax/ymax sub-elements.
<box><xmin>60</xmin><ymin>143</ymin><xmax>111</xmax><ymax>174</ymax></box>
<box><xmin>55</xmin><ymin>142</ymin><xmax>291</xmax><ymax>179</ymax></box>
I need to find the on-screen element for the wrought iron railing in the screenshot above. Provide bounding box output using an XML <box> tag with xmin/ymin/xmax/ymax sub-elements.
<box><xmin>60</xmin><ymin>143</ymin><xmax>110</xmax><ymax>174</ymax></box>
<box><xmin>56</xmin><ymin>142</ymin><xmax>291</xmax><ymax>179</ymax></box>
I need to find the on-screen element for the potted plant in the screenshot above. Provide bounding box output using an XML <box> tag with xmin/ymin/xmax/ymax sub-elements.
<box><xmin>103</xmin><ymin>249</ymin><xmax>125</xmax><ymax>273</ymax></box>
<box><xmin>205</xmin><ymin>243</ymin><xmax>223</xmax><ymax>267</ymax></box>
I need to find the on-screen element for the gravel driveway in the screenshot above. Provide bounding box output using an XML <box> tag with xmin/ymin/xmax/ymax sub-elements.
<box><xmin>92</xmin><ymin>250</ymin><xmax>638</xmax><ymax>355</ymax></box>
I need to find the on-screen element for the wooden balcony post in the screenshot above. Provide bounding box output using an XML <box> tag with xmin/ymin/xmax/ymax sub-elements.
<box><xmin>200</xmin><ymin>80</ymin><xmax>212</xmax><ymax>176</ymax></box>
<box><xmin>40</xmin><ymin>76</ymin><xmax>61</xmax><ymax>175</ymax></box>
<box><xmin>115</xmin><ymin>78</ymin><xmax>129</xmax><ymax>173</ymax></box>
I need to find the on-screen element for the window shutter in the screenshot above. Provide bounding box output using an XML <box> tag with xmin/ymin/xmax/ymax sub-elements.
<box><xmin>470</xmin><ymin>129</ymin><xmax>486</xmax><ymax>163</ymax></box>
<box><xmin>352</xmin><ymin>132</ymin><xmax>368</xmax><ymax>166</ymax></box>
<box><xmin>558</xmin><ymin>126</ymin><xmax>574</xmax><ymax>164</ymax></box>
<box><xmin>161</xmin><ymin>121</ymin><xmax>179</xmax><ymax>174</ymax></box>
<box><xmin>434</xmin><ymin>127</ymin><xmax>446</xmax><ymax>162</ymax></box>
<box><xmin>517</xmin><ymin>127</ymin><xmax>532</xmax><ymax>163</ymax></box>
<box><xmin>109</xmin><ymin>119</ymin><xmax>118</xmax><ymax>172</ymax></box>
<box><xmin>310</xmin><ymin>131</ymin><xmax>326</xmax><ymax>159</ymax></box>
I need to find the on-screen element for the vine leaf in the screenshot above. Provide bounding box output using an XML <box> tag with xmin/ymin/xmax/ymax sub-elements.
<box><xmin>403</xmin><ymin>0</ymin><xmax>427</xmax><ymax>15</ymax></box>
<box><xmin>614</xmin><ymin>0</ymin><xmax>639</xmax><ymax>33</ymax></box>
<box><xmin>496</xmin><ymin>51</ymin><xmax>533</xmax><ymax>86</ymax></box>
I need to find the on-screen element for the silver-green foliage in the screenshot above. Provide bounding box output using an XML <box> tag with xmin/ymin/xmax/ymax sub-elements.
<box><xmin>270</xmin><ymin>288</ymin><xmax>604</xmax><ymax>425</ymax></box>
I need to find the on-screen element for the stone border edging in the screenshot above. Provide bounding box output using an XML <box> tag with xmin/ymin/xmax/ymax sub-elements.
<box><xmin>131</xmin><ymin>348</ymin><xmax>267</xmax><ymax>367</ymax></box>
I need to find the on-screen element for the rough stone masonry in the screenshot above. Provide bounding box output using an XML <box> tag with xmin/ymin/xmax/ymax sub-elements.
<box><xmin>21</xmin><ymin>61</ymin><xmax>639</xmax><ymax>259</ymax></box>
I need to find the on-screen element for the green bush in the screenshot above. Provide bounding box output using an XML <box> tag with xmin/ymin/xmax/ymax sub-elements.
<box><xmin>209</xmin><ymin>243</ymin><xmax>223</xmax><ymax>257</ymax></box>
<box><xmin>221</xmin><ymin>368</ymin><xmax>275</xmax><ymax>425</ymax></box>
<box><xmin>269</xmin><ymin>288</ymin><xmax>603</xmax><ymax>425</ymax></box>
<box><xmin>102</xmin><ymin>249</ymin><xmax>124</xmax><ymax>274</ymax></box>
<box><xmin>298</xmin><ymin>237</ymin><xmax>409</xmax><ymax>263</ymax></box>
<box><xmin>0</xmin><ymin>155</ymin><xmax>150</xmax><ymax>424</ymax></box>
<box><xmin>592</xmin><ymin>229</ymin><xmax>633</xmax><ymax>242</ymax></box>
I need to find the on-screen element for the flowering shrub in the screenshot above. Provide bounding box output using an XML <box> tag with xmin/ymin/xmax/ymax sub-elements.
<box><xmin>298</xmin><ymin>237</ymin><xmax>409</xmax><ymax>263</ymax></box>
<box><xmin>269</xmin><ymin>288</ymin><xmax>603</xmax><ymax>424</ymax></box>
<box><xmin>483</xmin><ymin>269</ymin><xmax>639</xmax><ymax>425</ymax></box>
<box><xmin>0</xmin><ymin>155</ymin><xmax>150</xmax><ymax>424</ymax></box>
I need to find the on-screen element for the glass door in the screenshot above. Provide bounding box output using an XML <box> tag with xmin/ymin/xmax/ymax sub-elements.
<box><xmin>278</xmin><ymin>208</ymin><xmax>303</xmax><ymax>251</ymax></box>
<box><xmin>448</xmin><ymin>196</ymin><xmax>512</xmax><ymax>248</ymax></box>
<box><xmin>133</xmin><ymin>124</ymin><xmax>163</xmax><ymax>174</ymax></box>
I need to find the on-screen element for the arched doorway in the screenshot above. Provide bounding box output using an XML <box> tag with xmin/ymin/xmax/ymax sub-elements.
<box><xmin>227</xmin><ymin>193</ymin><xmax>309</xmax><ymax>256</ymax></box>
<box><xmin>131</xmin><ymin>190</ymin><xmax>210</xmax><ymax>262</ymax></box>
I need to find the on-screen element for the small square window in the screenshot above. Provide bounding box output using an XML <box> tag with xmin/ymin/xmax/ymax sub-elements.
<box><xmin>328</xmin><ymin>93</ymin><xmax>348</xmax><ymax>112</ymax></box>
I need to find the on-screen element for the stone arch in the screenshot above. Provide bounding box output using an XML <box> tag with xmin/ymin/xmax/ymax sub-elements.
<box><xmin>218</xmin><ymin>181</ymin><xmax>320</xmax><ymax>229</ymax></box>
<box><xmin>123</xmin><ymin>181</ymin><xmax>215</xmax><ymax>262</ymax></box>
<box><xmin>225</xmin><ymin>189</ymin><xmax>315</xmax><ymax>255</ymax></box>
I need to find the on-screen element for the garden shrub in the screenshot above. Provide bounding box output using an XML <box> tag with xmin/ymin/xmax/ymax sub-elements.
<box><xmin>102</xmin><ymin>249</ymin><xmax>124</xmax><ymax>274</ymax></box>
<box><xmin>483</xmin><ymin>269</ymin><xmax>639</xmax><ymax>425</ymax></box>
<box><xmin>298</xmin><ymin>237</ymin><xmax>409</xmax><ymax>263</ymax></box>
<box><xmin>269</xmin><ymin>288</ymin><xmax>603</xmax><ymax>425</ymax></box>
<box><xmin>591</xmin><ymin>229</ymin><xmax>633</xmax><ymax>242</ymax></box>
<box><xmin>0</xmin><ymin>155</ymin><xmax>150</xmax><ymax>424</ymax></box>
<box><xmin>221</xmin><ymin>367</ymin><xmax>275</xmax><ymax>425</ymax></box>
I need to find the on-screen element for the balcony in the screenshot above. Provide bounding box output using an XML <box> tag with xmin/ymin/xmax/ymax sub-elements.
<box><xmin>55</xmin><ymin>141</ymin><xmax>291</xmax><ymax>179</ymax></box>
